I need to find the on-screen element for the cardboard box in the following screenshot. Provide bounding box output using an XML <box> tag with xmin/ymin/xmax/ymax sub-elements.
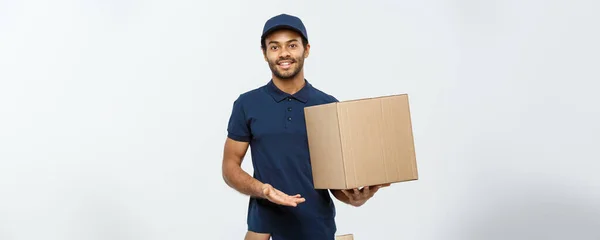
<box><xmin>336</xmin><ymin>234</ymin><xmax>354</xmax><ymax>240</ymax></box>
<box><xmin>304</xmin><ymin>94</ymin><xmax>418</xmax><ymax>190</ymax></box>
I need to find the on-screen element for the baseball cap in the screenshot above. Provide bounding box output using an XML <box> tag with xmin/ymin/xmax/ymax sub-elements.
<box><xmin>261</xmin><ymin>14</ymin><xmax>308</xmax><ymax>45</ymax></box>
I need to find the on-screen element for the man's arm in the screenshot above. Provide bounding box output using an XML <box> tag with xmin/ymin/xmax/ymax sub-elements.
<box><xmin>222</xmin><ymin>137</ymin><xmax>265</xmax><ymax>198</ymax></box>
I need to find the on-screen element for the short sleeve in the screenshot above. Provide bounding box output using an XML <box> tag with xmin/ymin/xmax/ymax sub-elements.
<box><xmin>329</xmin><ymin>94</ymin><xmax>339</xmax><ymax>103</ymax></box>
<box><xmin>226</xmin><ymin>97</ymin><xmax>251</xmax><ymax>142</ymax></box>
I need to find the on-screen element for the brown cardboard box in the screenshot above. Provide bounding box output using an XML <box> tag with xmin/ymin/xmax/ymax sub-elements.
<box><xmin>304</xmin><ymin>94</ymin><xmax>418</xmax><ymax>190</ymax></box>
<box><xmin>336</xmin><ymin>234</ymin><xmax>354</xmax><ymax>240</ymax></box>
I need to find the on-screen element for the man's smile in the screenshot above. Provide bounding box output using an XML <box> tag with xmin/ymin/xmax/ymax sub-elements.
<box><xmin>277</xmin><ymin>60</ymin><xmax>294</xmax><ymax>70</ymax></box>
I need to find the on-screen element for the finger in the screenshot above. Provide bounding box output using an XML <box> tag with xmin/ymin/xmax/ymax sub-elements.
<box><xmin>286</xmin><ymin>194</ymin><xmax>305</xmax><ymax>202</ymax></box>
<box><xmin>289</xmin><ymin>194</ymin><xmax>304</xmax><ymax>199</ymax></box>
<box><xmin>352</xmin><ymin>188</ymin><xmax>360</xmax><ymax>195</ymax></box>
<box><xmin>272</xmin><ymin>188</ymin><xmax>285</xmax><ymax>195</ymax></box>
<box><xmin>341</xmin><ymin>189</ymin><xmax>352</xmax><ymax>198</ymax></box>
<box><xmin>266</xmin><ymin>190</ymin><xmax>282</xmax><ymax>201</ymax></box>
<box><xmin>362</xmin><ymin>186</ymin><xmax>371</xmax><ymax>196</ymax></box>
<box><xmin>274</xmin><ymin>195</ymin><xmax>298</xmax><ymax>207</ymax></box>
<box><xmin>370</xmin><ymin>186</ymin><xmax>381</xmax><ymax>196</ymax></box>
<box><xmin>276</xmin><ymin>190</ymin><xmax>303</xmax><ymax>201</ymax></box>
<box><xmin>284</xmin><ymin>196</ymin><xmax>305</xmax><ymax>206</ymax></box>
<box><xmin>272</xmin><ymin>188</ymin><xmax>291</xmax><ymax>199</ymax></box>
<box><xmin>262</xmin><ymin>186</ymin><xmax>271</xmax><ymax>197</ymax></box>
<box><xmin>369</xmin><ymin>184</ymin><xmax>389</xmax><ymax>191</ymax></box>
<box><xmin>278</xmin><ymin>191</ymin><xmax>299</xmax><ymax>197</ymax></box>
<box><xmin>274</xmin><ymin>188</ymin><xmax>298</xmax><ymax>198</ymax></box>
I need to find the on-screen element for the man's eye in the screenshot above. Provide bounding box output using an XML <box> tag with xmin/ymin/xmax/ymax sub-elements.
<box><xmin>290</xmin><ymin>44</ymin><xmax>297</xmax><ymax>48</ymax></box>
<box><xmin>271</xmin><ymin>46</ymin><xmax>278</xmax><ymax>50</ymax></box>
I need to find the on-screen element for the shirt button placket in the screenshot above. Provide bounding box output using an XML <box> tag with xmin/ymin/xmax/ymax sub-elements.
<box><xmin>285</xmin><ymin>97</ymin><xmax>293</xmax><ymax>128</ymax></box>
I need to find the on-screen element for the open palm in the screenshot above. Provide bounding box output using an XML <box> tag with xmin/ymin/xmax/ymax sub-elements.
<box><xmin>262</xmin><ymin>184</ymin><xmax>305</xmax><ymax>207</ymax></box>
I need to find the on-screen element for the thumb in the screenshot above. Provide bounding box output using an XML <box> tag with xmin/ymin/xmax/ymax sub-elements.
<box><xmin>262</xmin><ymin>184</ymin><xmax>272</xmax><ymax>198</ymax></box>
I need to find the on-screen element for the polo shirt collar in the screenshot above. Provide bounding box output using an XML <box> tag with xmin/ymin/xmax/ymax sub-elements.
<box><xmin>266</xmin><ymin>79</ymin><xmax>311</xmax><ymax>103</ymax></box>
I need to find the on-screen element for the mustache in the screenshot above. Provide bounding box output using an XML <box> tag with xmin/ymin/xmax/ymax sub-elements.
<box><xmin>276</xmin><ymin>58</ymin><xmax>296</xmax><ymax>64</ymax></box>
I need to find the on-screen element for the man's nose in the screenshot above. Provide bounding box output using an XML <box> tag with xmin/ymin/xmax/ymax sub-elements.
<box><xmin>279</xmin><ymin>48</ymin><xmax>291</xmax><ymax>57</ymax></box>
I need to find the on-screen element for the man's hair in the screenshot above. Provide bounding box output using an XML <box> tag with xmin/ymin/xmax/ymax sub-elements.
<box><xmin>261</xmin><ymin>35</ymin><xmax>309</xmax><ymax>52</ymax></box>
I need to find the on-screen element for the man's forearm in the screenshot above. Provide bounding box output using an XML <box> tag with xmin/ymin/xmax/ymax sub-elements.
<box><xmin>223</xmin><ymin>162</ymin><xmax>265</xmax><ymax>198</ymax></box>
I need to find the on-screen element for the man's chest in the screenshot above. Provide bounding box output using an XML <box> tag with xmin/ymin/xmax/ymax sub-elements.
<box><xmin>246</xmin><ymin>100</ymin><xmax>310</xmax><ymax>141</ymax></box>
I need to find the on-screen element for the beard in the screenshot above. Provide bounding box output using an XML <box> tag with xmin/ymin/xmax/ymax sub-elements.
<box><xmin>268</xmin><ymin>56</ymin><xmax>304</xmax><ymax>80</ymax></box>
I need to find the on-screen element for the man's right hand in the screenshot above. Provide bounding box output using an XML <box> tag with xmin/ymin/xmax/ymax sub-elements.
<box><xmin>222</xmin><ymin>137</ymin><xmax>305</xmax><ymax>207</ymax></box>
<box><xmin>261</xmin><ymin>183</ymin><xmax>305</xmax><ymax>207</ymax></box>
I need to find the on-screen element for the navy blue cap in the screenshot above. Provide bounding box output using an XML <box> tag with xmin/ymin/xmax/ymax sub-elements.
<box><xmin>261</xmin><ymin>14</ymin><xmax>308</xmax><ymax>44</ymax></box>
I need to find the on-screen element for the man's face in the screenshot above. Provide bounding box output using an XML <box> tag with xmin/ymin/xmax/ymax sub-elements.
<box><xmin>263</xmin><ymin>29</ymin><xmax>309</xmax><ymax>80</ymax></box>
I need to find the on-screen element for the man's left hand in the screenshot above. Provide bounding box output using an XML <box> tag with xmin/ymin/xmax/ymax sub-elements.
<box><xmin>340</xmin><ymin>183</ymin><xmax>391</xmax><ymax>207</ymax></box>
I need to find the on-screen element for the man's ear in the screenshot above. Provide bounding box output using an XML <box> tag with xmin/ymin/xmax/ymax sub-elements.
<box><xmin>304</xmin><ymin>43</ymin><xmax>311</xmax><ymax>58</ymax></box>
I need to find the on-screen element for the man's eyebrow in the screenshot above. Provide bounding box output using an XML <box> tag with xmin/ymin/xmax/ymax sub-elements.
<box><xmin>268</xmin><ymin>39</ymin><xmax>300</xmax><ymax>45</ymax></box>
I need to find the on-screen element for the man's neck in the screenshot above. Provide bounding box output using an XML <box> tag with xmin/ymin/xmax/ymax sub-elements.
<box><xmin>272</xmin><ymin>75</ymin><xmax>306</xmax><ymax>95</ymax></box>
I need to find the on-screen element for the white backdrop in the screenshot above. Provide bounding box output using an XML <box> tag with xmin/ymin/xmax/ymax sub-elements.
<box><xmin>1</xmin><ymin>0</ymin><xmax>599</xmax><ymax>239</ymax></box>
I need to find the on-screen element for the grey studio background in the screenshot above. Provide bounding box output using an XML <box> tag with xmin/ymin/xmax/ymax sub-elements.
<box><xmin>1</xmin><ymin>0</ymin><xmax>599</xmax><ymax>239</ymax></box>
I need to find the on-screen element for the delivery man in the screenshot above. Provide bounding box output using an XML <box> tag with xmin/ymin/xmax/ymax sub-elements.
<box><xmin>221</xmin><ymin>13</ymin><xmax>390</xmax><ymax>240</ymax></box>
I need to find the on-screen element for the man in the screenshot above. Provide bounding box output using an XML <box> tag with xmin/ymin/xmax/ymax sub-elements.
<box><xmin>222</xmin><ymin>14</ymin><xmax>390</xmax><ymax>240</ymax></box>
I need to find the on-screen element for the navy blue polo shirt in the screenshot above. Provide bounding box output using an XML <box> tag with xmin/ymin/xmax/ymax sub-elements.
<box><xmin>227</xmin><ymin>79</ymin><xmax>338</xmax><ymax>240</ymax></box>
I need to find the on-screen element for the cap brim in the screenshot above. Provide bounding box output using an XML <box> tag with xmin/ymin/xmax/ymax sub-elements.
<box><xmin>261</xmin><ymin>25</ymin><xmax>306</xmax><ymax>40</ymax></box>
